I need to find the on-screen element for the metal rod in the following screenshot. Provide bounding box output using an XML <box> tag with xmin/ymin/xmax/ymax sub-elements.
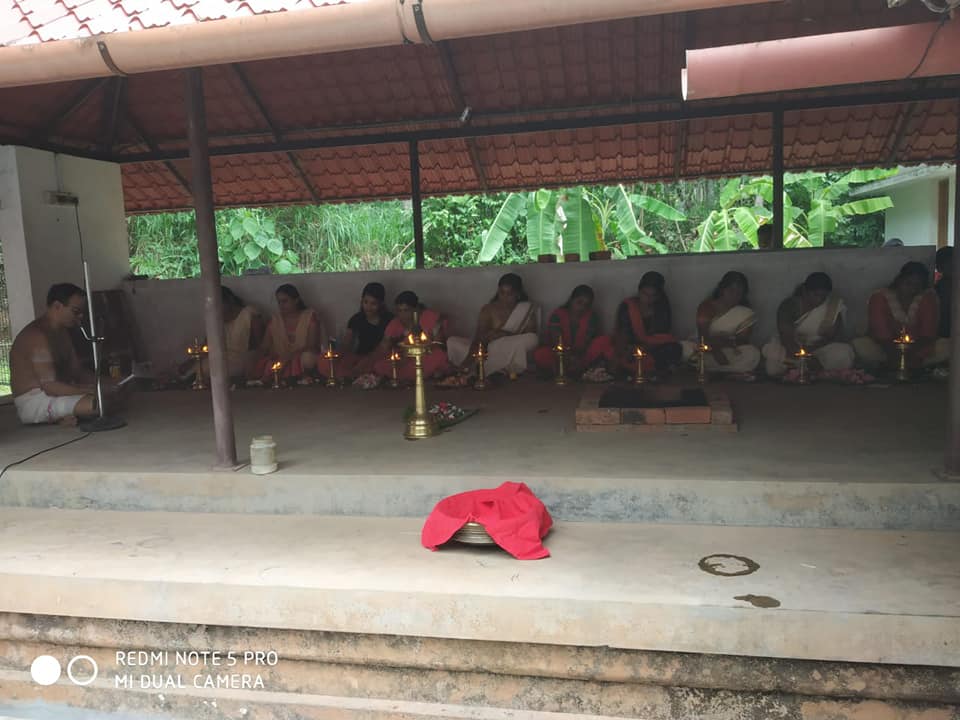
<box><xmin>410</xmin><ymin>140</ymin><xmax>425</xmax><ymax>269</ymax></box>
<box><xmin>82</xmin><ymin>261</ymin><xmax>105</xmax><ymax>419</ymax></box>
<box><xmin>772</xmin><ymin>107</ymin><xmax>784</xmax><ymax>250</ymax></box>
<box><xmin>185</xmin><ymin>67</ymin><xmax>238</xmax><ymax>468</ymax></box>
<box><xmin>112</xmin><ymin>86</ymin><xmax>960</xmax><ymax>165</ymax></box>
<box><xmin>946</xmin><ymin>95</ymin><xmax>960</xmax><ymax>477</ymax></box>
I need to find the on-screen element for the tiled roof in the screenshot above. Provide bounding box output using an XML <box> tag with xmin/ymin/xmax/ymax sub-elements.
<box><xmin>1</xmin><ymin>0</ymin><xmax>350</xmax><ymax>46</ymax></box>
<box><xmin>2</xmin><ymin>0</ymin><xmax>956</xmax><ymax>212</ymax></box>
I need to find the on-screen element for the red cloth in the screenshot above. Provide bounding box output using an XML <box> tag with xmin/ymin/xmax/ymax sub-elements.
<box><xmin>421</xmin><ymin>482</ymin><xmax>553</xmax><ymax>560</ymax></box>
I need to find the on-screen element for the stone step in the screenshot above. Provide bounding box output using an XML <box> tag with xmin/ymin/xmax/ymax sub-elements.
<box><xmin>3</xmin><ymin>469</ymin><xmax>958</xmax><ymax>530</ymax></box>
<box><xmin>0</xmin><ymin>508</ymin><xmax>957</xmax><ymax>667</ymax></box>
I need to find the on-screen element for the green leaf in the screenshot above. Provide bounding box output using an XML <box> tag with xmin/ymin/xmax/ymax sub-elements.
<box><xmin>633</xmin><ymin>194</ymin><xmax>686</xmax><ymax>221</ymax></box>
<box><xmin>262</xmin><ymin>218</ymin><xmax>276</xmax><ymax>234</ymax></box>
<box><xmin>732</xmin><ymin>207</ymin><xmax>761</xmax><ymax>246</ymax></box>
<box><xmin>478</xmin><ymin>193</ymin><xmax>525</xmax><ymax>262</ymax></box>
<box><xmin>835</xmin><ymin>197</ymin><xmax>894</xmax><ymax>216</ymax></box>
<box><xmin>525</xmin><ymin>190</ymin><xmax>557</xmax><ymax>259</ymax></box>
<box><xmin>267</xmin><ymin>238</ymin><xmax>284</xmax><ymax>256</ymax></box>
<box><xmin>242</xmin><ymin>217</ymin><xmax>258</xmax><ymax>237</ymax></box>
<box><xmin>837</xmin><ymin>168</ymin><xmax>899</xmax><ymax>186</ymax></box>
<box><xmin>719</xmin><ymin>178</ymin><xmax>742</xmax><ymax>209</ymax></box>
<box><xmin>229</xmin><ymin>218</ymin><xmax>245</xmax><ymax>241</ymax></box>
<box><xmin>274</xmin><ymin>258</ymin><xmax>294</xmax><ymax>274</ymax></box>
<box><xmin>243</xmin><ymin>241</ymin><xmax>261</xmax><ymax>261</ymax></box>
<box><xmin>254</xmin><ymin>233</ymin><xmax>269</xmax><ymax>248</ymax></box>
<box><xmin>561</xmin><ymin>194</ymin><xmax>597</xmax><ymax>260</ymax></box>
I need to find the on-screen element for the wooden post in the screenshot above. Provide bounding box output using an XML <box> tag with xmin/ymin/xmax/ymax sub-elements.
<box><xmin>185</xmin><ymin>67</ymin><xmax>238</xmax><ymax>468</ymax></box>
<box><xmin>772</xmin><ymin>108</ymin><xmax>784</xmax><ymax>250</ymax></box>
<box><xmin>410</xmin><ymin>140</ymin><xmax>425</xmax><ymax>269</ymax></box>
<box><xmin>946</xmin><ymin>97</ymin><xmax>960</xmax><ymax>477</ymax></box>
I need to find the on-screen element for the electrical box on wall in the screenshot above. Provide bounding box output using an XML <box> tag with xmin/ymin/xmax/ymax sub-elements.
<box><xmin>44</xmin><ymin>191</ymin><xmax>79</xmax><ymax>206</ymax></box>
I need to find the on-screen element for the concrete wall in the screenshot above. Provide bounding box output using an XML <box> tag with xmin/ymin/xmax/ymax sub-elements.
<box><xmin>885</xmin><ymin>174</ymin><xmax>956</xmax><ymax>247</ymax></box>
<box><xmin>0</xmin><ymin>146</ymin><xmax>32</xmax><ymax>334</ymax></box>
<box><xmin>0</xmin><ymin>146</ymin><xmax>129</xmax><ymax>335</ymax></box>
<box><xmin>125</xmin><ymin>244</ymin><xmax>934</xmax><ymax>373</ymax></box>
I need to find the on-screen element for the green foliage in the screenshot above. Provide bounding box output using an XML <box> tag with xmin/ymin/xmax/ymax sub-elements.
<box><xmin>127</xmin><ymin>169</ymin><xmax>898</xmax><ymax>279</ymax></box>
<box><xmin>218</xmin><ymin>209</ymin><xmax>297</xmax><ymax>276</ymax></box>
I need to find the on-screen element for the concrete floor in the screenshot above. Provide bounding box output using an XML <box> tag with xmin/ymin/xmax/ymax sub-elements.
<box><xmin>0</xmin><ymin>508</ymin><xmax>957</xmax><ymax>667</ymax></box>
<box><xmin>0</xmin><ymin>378</ymin><xmax>949</xmax><ymax>481</ymax></box>
<box><xmin>1</xmin><ymin>380</ymin><xmax>957</xmax><ymax>528</ymax></box>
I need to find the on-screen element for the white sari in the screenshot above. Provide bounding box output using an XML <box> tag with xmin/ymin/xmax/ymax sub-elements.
<box><xmin>448</xmin><ymin>301</ymin><xmax>539</xmax><ymax>375</ymax></box>
<box><xmin>763</xmin><ymin>296</ymin><xmax>854</xmax><ymax>376</ymax></box>
<box><xmin>681</xmin><ymin>305</ymin><xmax>761</xmax><ymax>373</ymax></box>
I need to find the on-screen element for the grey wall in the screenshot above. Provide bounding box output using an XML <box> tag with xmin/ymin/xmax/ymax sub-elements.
<box><xmin>125</xmin><ymin>245</ymin><xmax>935</xmax><ymax>373</ymax></box>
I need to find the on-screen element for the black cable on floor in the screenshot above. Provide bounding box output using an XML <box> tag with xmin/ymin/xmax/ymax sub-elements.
<box><xmin>0</xmin><ymin>432</ymin><xmax>91</xmax><ymax>480</ymax></box>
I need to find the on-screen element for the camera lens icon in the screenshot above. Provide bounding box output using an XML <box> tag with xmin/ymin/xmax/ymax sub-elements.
<box><xmin>30</xmin><ymin>656</ymin><xmax>61</xmax><ymax>686</ymax></box>
<box><xmin>30</xmin><ymin>655</ymin><xmax>98</xmax><ymax>686</ymax></box>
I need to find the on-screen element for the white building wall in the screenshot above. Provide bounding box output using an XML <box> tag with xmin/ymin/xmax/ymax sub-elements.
<box><xmin>125</xmin><ymin>245</ymin><xmax>936</xmax><ymax>374</ymax></box>
<box><xmin>0</xmin><ymin>146</ymin><xmax>130</xmax><ymax>334</ymax></box>
<box><xmin>884</xmin><ymin>174</ymin><xmax>956</xmax><ymax>247</ymax></box>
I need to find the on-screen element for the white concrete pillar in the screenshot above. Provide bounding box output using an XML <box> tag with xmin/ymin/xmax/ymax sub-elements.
<box><xmin>0</xmin><ymin>146</ymin><xmax>130</xmax><ymax>335</ymax></box>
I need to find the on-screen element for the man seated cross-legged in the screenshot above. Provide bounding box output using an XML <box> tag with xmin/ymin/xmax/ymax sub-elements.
<box><xmin>10</xmin><ymin>283</ymin><xmax>100</xmax><ymax>426</ymax></box>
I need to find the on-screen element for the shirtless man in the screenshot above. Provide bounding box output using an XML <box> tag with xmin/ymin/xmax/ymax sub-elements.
<box><xmin>10</xmin><ymin>283</ymin><xmax>98</xmax><ymax>425</ymax></box>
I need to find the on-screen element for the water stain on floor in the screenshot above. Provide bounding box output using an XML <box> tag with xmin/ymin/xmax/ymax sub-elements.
<box><xmin>734</xmin><ymin>594</ymin><xmax>781</xmax><ymax>608</ymax></box>
<box><xmin>698</xmin><ymin>553</ymin><xmax>760</xmax><ymax>577</ymax></box>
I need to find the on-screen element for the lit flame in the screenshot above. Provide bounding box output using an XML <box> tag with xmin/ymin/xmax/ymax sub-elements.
<box><xmin>201</xmin><ymin>345</ymin><xmax>208</xmax><ymax>353</ymax></box>
<box><xmin>903</xmin><ymin>334</ymin><xmax>912</xmax><ymax>344</ymax></box>
<box><xmin>271</xmin><ymin>361</ymin><xmax>282</xmax><ymax>372</ymax></box>
<box><xmin>797</xmin><ymin>347</ymin><xmax>807</xmax><ymax>357</ymax></box>
<box><xmin>186</xmin><ymin>346</ymin><xmax>192</xmax><ymax>355</ymax></box>
<box><xmin>407</xmin><ymin>333</ymin><xmax>416</xmax><ymax>345</ymax></box>
<box><xmin>634</xmin><ymin>346</ymin><xmax>645</xmax><ymax>358</ymax></box>
<box><xmin>555</xmin><ymin>340</ymin><xmax>565</xmax><ymax>352</ymax></box>
<box><xmin>390</xmin><ymin>351</ymin><xmax>401</xmax><ymax>361</ymax></box>
<box><xmin>419</xmin><ymin>331</ymin><xmax>428</xmax><ymax>343</ymax></box>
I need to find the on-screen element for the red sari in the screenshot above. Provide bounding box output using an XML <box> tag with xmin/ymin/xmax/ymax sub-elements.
<box><xmin>533</xmin><ymin>307</ymin><xmax>599</xmax><ymax>372</ymax></box>
<box><xmin>867</xmin><ymin>288</ymin><xmax>939</xmax><ymax>366</ymax></box>
<box><xmin>589</xmin><ymin>297</ymin><xmax>680</xmax><ymax>371</ymax></box>
<box><xmin>373</xmin><ymin>309</ymin><xmax>451</xmax><ymax>381</ymax></box>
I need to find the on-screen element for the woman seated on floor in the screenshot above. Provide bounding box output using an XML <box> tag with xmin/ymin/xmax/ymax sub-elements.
<box><xmin>338</xmin><ymin>282</ymin><xmax>393</xmax><ymax>379</ymax></box>
<box><xmin>373</xmin><ymin>291</ymin><xmax>451</xmax><ymax>381</ymax></box>
<box><xmin>533</xmin><ymin>285</ymin><xmax>601</xmax><ymax>378</ymax></box>
<box><xmin>589</xmin><ymin>272</ymin><xmax>681</xmax><ymax>375</ymax></box>
<box><xmin>852</xmin><ymin>261</ymin><xmax>949</xmax><ymax>370</ymax></box>
<box><xmin>446</xmin><ymin>273</ymin><xmax>539</xmax><ymax>383</ymax></box>
<box><xmin>254</xmin><ymin>283</ymin><xmax>322</xmax><ymax>383</ymax></box>
<box><xmin>680</xmin><ymin>271</ymin><xmax>761</xmax><ymax>377</ymax></box>
<box><xmin>215</xmin><ymin>286</ymin><xmax>265</xmax><ymax>381</ymax></box>
<box><xmin>181</xmin><ymin>285</ymin><xmax>266</xmax><ymax>383</ymax></box>
<box><xmin>762</xmin><ymin>272</ymin><xmax>855</xmax><ymax>377</ymax></box>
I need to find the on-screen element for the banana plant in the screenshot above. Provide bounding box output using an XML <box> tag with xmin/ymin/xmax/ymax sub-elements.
<box><xmin>479</xmin><ymin>184</ymin><xmax>681</xmax><ymax>262</ymax></box>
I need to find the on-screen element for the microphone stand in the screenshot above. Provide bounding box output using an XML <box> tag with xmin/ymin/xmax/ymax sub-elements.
<box><xmin>78</xmin><ymin>261</ymin><xmax>126</xmax><ymax>432</ymax></box>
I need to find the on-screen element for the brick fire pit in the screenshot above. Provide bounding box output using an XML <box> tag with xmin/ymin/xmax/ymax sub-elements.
<box><xmin>576</xmin><ymin>384</ymin><xmax>737</xmax><ymax>433</ymax></box>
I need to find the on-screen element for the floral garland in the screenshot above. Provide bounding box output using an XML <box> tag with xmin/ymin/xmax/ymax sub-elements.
<box><xmin>352</xmin><ymin>373</ymin><xmax>382</xmax><ymax>390</ymax></box>
<box><xmin>430</xmin><ymin>401</ymin><xmax>467</xmax><ymax>423</ymax></box>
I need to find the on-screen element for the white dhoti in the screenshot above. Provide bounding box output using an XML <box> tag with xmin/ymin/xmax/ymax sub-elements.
<box><xmin>682</xmin><ymin>342</ymin><xmax>761</xmax><ymax>372</ymax></box>
<box><xmin>448</xmin><ymin>301</ymin><xmax>539</xmax><ymax>375</ymax></box>
<box><xmin>680</xmin><ymin>305</ymin><xmax>760</xmax><ymax>374</ymax></box>
<box><xmin>764</xmin><ymin>341</ymin><xmax>854</xmax><ymax>376</ymax></box>
<box><xmin>763</xmin><ymin>295</ymin><xmax>854</xmax><ymax>376</ymax></box>
<box><xmin>853</xmin><ymin>336</ymin><xmax>950</xmax><ymax>368</ymax></box>
<box><xmin>14</xmin><ymin>388</ymin><xmax>85</xmax><ymax>424</ymax></box>
<box><xmin>448</xmin><ymin>333</ymin><xmax>539</xmax><ymax>375</ymax></box>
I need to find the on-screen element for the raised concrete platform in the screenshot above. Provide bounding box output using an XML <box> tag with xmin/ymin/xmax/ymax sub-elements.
<box><xmin>1</xmin><ymin>508</ymin><xmax>957</xmax><ymax>668</ymax></box>
<box><xmin>1</xmin><ymin>381</ymin><xmax>957</xmax><ymax>529</ymax></box>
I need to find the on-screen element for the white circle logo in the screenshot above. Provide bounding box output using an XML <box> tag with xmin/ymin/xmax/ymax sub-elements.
<box><xmin>66</xmin><ymin>655</ymin><xmax>98</xmax><ymax>686</ymax></box>
<box><xmin>30</xmin><ymin>655</ymin><xmax>62</xmax><ymax>686</ymax></box>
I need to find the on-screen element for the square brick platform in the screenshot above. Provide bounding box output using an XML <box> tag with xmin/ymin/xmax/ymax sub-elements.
<box><xmin>576</xmin><ymin>384</ymin><xmax>737</xmax><ymax>433</ymax></box>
